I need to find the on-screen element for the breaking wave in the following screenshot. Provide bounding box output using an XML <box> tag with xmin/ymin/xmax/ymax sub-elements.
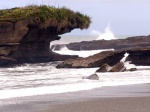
<box><xmin>91</xmin><ymin>24</ymin><xmax>117</xmax><ymax>40</ymax></box>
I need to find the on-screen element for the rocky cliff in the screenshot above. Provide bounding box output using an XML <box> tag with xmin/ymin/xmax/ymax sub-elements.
<box><xmin>0</xmin><ymin>5</ymin><xmax>91</xmax><ymax>66</ymax></box>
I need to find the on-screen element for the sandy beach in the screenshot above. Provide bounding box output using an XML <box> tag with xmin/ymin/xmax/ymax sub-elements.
<box><xmin>46</xmin><ymin>97</ymin><xmax>150</xmax><ymax>112</ymax></box>
<box><xmin>38</xmin><ymin>84</ymin><xmax>150</xmax><ymax>112</ymax></box>
<box><xmin>0</xmin><ymin>84</ymin><xmax>150</xmax><ymax>112</ymax></box>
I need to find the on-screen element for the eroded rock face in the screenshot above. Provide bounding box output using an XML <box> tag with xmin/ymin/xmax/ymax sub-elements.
<box><xmin>126</xmin><ymin>48</ymin><xmax>150</xmax><ymax>66</ymax></box>
<box><xmin>56</xmin><ymin>50</ymin><xmax>125</xmax><ymax>68</ymax></box>
<box><xmin>0</xmin><ymin>21</ymin><xmax>29</xmax><ymax>44</ymax></box>
<box><xmin>0</xmin><ymin>20</ymin><xmax>78</xmax><ymax>66</ymax></box>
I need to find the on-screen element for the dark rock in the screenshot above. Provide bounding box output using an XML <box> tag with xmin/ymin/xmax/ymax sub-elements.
<box><xmin>96</xmin><ymin>63</ymin><xmax>111</xmax><ymax>72</ymax></box>
<box><xmin>52</xmin><ymin>35</ymin><xmax>150</xmax><ymax>51</ymax></box>
<box><xmin>129</xmin><ymin>68</ymin><xmax>137</xmax><ymax>71</ymax></box>
<box><xmin>126</xmin><ymin>48</ymin><xmax>150</xmax><ymax>66</ymax></box>
<box><xmin>96</xmin><ymin>62</ymin><xmax>126</xmax><ymax>73</ymax></box>
<box><xmin>82</xmin><ymin>74</ymin><xmax>99</xmax><ymax>80</ymax></box>
<box><xmin>56</xmin><ymin>50</ymin><xmax>125</xmax><ymax>68</ymax></box>
<box><xmin>109</xmin><ymin>62</ymin><xmax>126</xmax><ymax>72</ymax></box>
<box><xmin>0</xmin><ymin>20</ymin><xmax>81</xmax><ymax>66</ymax></box>
<box><xmin>0</xmin><ymin>56</ymin><xmax>16</xmax><ymax>67</ymax></box>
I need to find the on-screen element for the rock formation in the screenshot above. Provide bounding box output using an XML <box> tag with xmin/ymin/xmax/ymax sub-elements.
<box><xmin>126</xmin><ymin>48</ymin><xmax>150</xmax><ymax>66</ymax></box>
<box><xmin>82</xmin><ymin>74</ymin><xmax>99</xmax><ymax>80</ymax></box>
<box><xmin>96</xmin><ymin>63</ymin><xmax>111</xmax><ymax>72</ymax></box>
<box><xmin>0</xmin><ymin>5</ymin><xmax>91</xmax><ymax>66</ymax></box>
<box><xmin>56</xmin><ymin>50</ymin><xmax>125</xmax><ymax>68</ymax></box>
<box><xmin>1</xmin><ymin>6</ymin><xmax>150</xmax><ymax>67</ymax></box>
<box><xmin>109</xmin><ymin>62</ymin><xmax>126</xmax><ymax>72</ymax></box>
<box><xmin>52</xmin><ymin>35</ymin><xmax>150</xmax><ymax>51</ymax></box>
<box><xmin>96</xmin><ymin>62</ymin><xmax>126</xmax><ymax>72</ymax></box>
<box><xmin>54</xmin><ymin>34</ymin><xmax>150</xmax><ymax>67</ymax></box>
<box><xmin>0</xmin><ymin>19</ymin><xmax>78</xmax><ymax>66</ymax></box>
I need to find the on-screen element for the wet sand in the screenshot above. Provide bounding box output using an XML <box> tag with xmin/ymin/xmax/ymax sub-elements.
<box><xmin>46</xmin><ymin>97</ymin><xmax>150</xmax><ymax>112</ymax></box>
<box><xmin>0</xmin><ymin>84</ymin><xmax>150</xmax><ymax>112</ymax></box>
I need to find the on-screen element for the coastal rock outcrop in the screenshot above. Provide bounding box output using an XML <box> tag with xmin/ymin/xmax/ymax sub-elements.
<box><xmin>0</xmin><ymin>20</ymin><xmax>78</xmax><ymax>66</ymax></box>
<box><xmin>0</xmin><ymin>5</ymin><xmax>91</xmax><ymax>66</ymax></box>
<box><xmin>126</xmin><ymin>48</ymin><xmax>150</xmax><ymax>66</ymax></box>
<box><xmin>54</xmin><ymin>34</ymin><xmax>150</xmax><ymax>67</ymax></box>
<box><xmin>52</xmin><ymin>35</ymin><xmax>150</xmax><ymax>51</ymax></box>
<box><xmin>56</xmin><ymin>48</ymin><xmax>150</xmax><ymax>68</ymax></box>
<box><xmin>56</xmin><ymin>50</ymin><xmax>125</xmax><ymax>68</ymax></box>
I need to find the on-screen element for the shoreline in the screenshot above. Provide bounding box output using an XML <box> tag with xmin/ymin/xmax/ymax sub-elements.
<box><xmin>0</xmin><ymin>84</ymin><xmax>150</xmax><ymax>112</ymax></box>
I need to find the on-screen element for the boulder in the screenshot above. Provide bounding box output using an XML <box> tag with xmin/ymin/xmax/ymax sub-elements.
<box><xmin>96</xmin><ymin>62</ymin><xmax>126</xmax><ymax>73</ymax></box>
<box><xmin>109</xmin><ymin>62</ymin><xmax>126</xmax><ymax>72</ymax></box>
<box><xmin>56</xmin><ymin>50</ymin><xmax>125</xmax><ymax>68</ymax></box>
<box><xmin>96</xmin><ymin>63</ymin><xmax>111</xmax><ymax>72</ymax></box>
<box><xmin>129</xmin><ymin>68</ymin><xmax>137</xmax><ymax>71</ymax></box>
<box><xmin>82</xmin><ymin>74</ymin><xmax>99</xmax><ymax>80</ymax></box>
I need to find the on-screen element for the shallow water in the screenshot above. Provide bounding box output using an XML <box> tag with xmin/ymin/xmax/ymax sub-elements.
<box><xmin>0</xmin><ymin>35</ymin><xmax>150</xmax><ymax>99</ymax></box>
<box><xmin>0</xmin><ymin>50</ymin><xmax>150</xmax><ymax>99</ymax></box>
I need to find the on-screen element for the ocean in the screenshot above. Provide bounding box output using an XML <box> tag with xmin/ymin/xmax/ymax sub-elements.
<box><xmin>0</xmin><ymin>35</ymin><xmax>150</xmax><ymax>101</ymax></box>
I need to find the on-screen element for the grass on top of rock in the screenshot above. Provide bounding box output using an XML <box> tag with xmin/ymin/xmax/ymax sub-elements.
<box><xmin>0</xmin><ymin>5</ymin><xmax>91</xmax><ymax>31</ymax></box>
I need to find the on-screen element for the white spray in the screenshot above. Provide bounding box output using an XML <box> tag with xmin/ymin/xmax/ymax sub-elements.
<box><xmin>91</xmin><ymin>24</ymin><xmax>117</xmax><ymax>40</ymax></box>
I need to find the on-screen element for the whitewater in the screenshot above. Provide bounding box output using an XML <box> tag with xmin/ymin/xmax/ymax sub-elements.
<box><xmin>0</xmin><ymin>27</ymin><xmax>150</xmax><ymax>100</ymax></box>
<box><xmin>0</xmin><ymin>47</ymin><xmax>150</xmax><ymax>100</ymax></box>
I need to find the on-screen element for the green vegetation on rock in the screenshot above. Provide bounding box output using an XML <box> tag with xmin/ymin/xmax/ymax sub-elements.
<box><xmin>0</xmin><ymin>5</ymin><xmax>91</xmax><ymax>31</ymax></box>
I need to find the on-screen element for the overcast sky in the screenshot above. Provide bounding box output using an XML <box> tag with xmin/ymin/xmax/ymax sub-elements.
<box><xmin>0</xmin><ymin>0</ymin><xmax>150</xmax><ymax>36</ymax></box>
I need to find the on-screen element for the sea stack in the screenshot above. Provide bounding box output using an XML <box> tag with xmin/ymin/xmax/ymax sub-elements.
<box><xmin>0</xmin><ymin>5</ymin><xmax>91</xmax><ymax>66</ymax></box>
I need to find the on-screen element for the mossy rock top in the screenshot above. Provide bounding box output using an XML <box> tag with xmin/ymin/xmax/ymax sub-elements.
<box><xmin>0</xmin><ymin>5</ymin><xmax>91</xmax><ymax>31</ymax></box>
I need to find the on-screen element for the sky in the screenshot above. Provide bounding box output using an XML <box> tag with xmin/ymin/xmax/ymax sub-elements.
<box><xmin>0</xmin><ymin>0</ymin><xmax>150</xmax><ymax>36</ymax></box>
